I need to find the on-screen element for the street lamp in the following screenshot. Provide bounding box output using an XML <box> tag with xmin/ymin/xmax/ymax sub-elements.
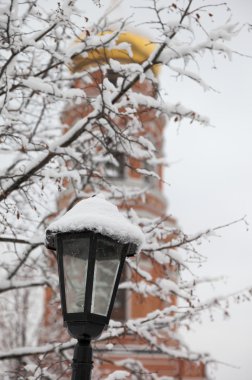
<box><xmin>45</xmin><ymin>194</ymin><xmax>144</xmax><ymax>380</ymax></box>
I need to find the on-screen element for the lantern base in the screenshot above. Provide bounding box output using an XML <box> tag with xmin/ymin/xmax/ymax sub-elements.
<box><xmin>72</xmin><ymin>340</ymin><xmax>93</xmax><ymax>380</ymax></box>
<box><xmin>67</xmin><ymin>319</ymin><xmax>106</xmax><ymax>340</ymax></box>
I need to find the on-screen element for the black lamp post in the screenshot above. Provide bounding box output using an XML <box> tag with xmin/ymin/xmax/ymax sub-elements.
<box><xmin>45</xmin><ymin>195</ymin><xmax>143</xmax><ymax>380</ymax></box>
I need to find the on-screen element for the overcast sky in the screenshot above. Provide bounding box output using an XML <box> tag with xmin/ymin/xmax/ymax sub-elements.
<box><xmin>163</xmin><ymin>1</ymin><xmax>252</xmax><ymax>379</ymax></box>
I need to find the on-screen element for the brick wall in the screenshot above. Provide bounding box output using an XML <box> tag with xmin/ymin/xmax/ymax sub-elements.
<box><xmin>44</xmin><ymin>62</ymin><xmax>205</xmax><ymax>379</ymax></box>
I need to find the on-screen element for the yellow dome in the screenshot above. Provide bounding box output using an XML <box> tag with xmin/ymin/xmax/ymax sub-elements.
<box><xmin>71</xmin><ymin>31</ymin><xmax>160</xmax><ymax>76</ymax></box>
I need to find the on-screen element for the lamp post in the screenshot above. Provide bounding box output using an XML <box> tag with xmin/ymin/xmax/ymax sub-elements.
<box><xmin>45</xmin><ymin>194</ymin><xmax>144</xmax><ymax>380</ymax></box>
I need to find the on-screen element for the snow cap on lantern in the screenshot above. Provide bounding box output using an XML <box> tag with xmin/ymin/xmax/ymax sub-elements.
<box><xmin>46</xmin><ymin>194</ymin><xmax>144</xmax><ymax>252</ymax></box>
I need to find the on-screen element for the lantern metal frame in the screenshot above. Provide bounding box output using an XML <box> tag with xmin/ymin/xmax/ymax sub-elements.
<box><xmin>54</xmin><ymin>230</ymin><xmax>135</xmax><ymax>340</ymax></box>
<box><xmin>46</xmin><ymin>228</ymin><xmax>137</xmax><ymax>380</ymax></box>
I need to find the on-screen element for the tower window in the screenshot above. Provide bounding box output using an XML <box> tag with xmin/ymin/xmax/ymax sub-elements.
<box><xmin>104</xmin><ymin>152</ymin><xmax>125</xmax><ymax>179</ymax></box>
<box><xmin>107</xmin><ymin>69</ymin><xmax>120</xmax><ymax>87</ymax></box>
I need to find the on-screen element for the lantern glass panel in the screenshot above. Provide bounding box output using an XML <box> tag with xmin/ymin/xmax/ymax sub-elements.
<box><xmin>62</xmin><ymin>237</ymin><xmax>89</xmax><ymax>313</ymax></box>
<box><xmin>91</xmin><ymin>237</ymin><xmax>122</xmax><ymax>316</ymax></box>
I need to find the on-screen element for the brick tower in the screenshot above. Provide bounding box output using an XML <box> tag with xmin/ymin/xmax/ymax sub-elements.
<box><xmin>57</xmin><ymin>31</ymin><xmax>205</xmax><ymax>379</ymax></box>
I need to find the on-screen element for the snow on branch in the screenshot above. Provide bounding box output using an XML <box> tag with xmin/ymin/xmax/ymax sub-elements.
<box><xmin>104</xmin><ymin>371</ymin><xmax>130</xmax><ymax>380</ymax></box>
<box><xmin>0</xmin><ymin>0</ymin><xmax>247</xmax><ymax>378</ymax></box>
<box><xmin>143</xmin><ymin>217</ymin><xmax>247</xmax><ymax>253</ymax></box>
<box><xmin>0</xmin><ymin>279</ymin><xmax>48</xmax><ymax>294</ymax></box>
<box><xmin>0</xmin><ymin>340</ymin><xmax>75</xmax><ymax>361</ymax></box>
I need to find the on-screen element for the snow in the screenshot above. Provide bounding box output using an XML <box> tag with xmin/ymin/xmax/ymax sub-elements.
<box><xmin>157</xmin><ymin>278</ymin><xmax>190</xmax><ymax>300</ymax></box>
<box><xmin>0</xmin><ymin>339</ymin><xmax>75</xmax><ymax>360</ymax></box>
<box><xmin>106</xmin><ymin>343</ymin><xmax>114</xmax><ymax>350</ymax></box>
<box><xmin>22</xmin><ymin>77</ymin><xmax>86</xmax><ymax>99</ymax></box>
<box><xmin>109</xmin><ymin>58</ymin><xmax>143</xmax><ymax>74</ymax></box>
<box><xmin>136</xmin><ymin>168</ymin><xmax>160</xmax><ymax>179</ymax></box>
<box><xmin>105</xmin><ymin>371</ymin><xmax>130</xmax><ymax>380</ymax></box>
<box><xmin>0</xmin><ymin>279</ymin><xmax>46</xmax><ymax>292</ymax></box>
<box><xmin>46</xmin><ymin>194</ymin><xmax>145</xmax><ymax>250</ymax></box>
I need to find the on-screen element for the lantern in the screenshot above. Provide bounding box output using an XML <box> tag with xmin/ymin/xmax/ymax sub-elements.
<box><xmin>45</xmin><ymin>195</ymin><xmax>144</xmax><ymax>379</ymax></box>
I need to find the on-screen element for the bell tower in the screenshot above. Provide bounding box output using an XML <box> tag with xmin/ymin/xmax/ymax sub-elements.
<box><xmin>59</xmin><ymin>30</ymin><xmax>205</xmax><ymax>379</ymax></box>
<box><xmin>61</xmin><ymin>31</ymin><xmax>167</xmax><ymax>218</ymax></box>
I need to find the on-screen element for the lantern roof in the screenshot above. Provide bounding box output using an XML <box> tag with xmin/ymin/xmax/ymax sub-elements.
<box><xmin>46</xmin><ymin>194</ymin><xmax>144</xmax><ymax>251</ymax></box>
<box><xmin>71</xmin><ymin>30</ymin><xmax>160</xmax><ymax>76</ymax></box>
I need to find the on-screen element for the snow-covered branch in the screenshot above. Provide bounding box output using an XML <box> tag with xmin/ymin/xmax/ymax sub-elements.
<box><xmin>0</xmin><ymin>279</ymin><xmax>48</xmax><ymax>294</ymax></box>
<box><xmin>0</xmin><ymin>0</ymin><xmax>246</xmax><ymax>378</ymax></box>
